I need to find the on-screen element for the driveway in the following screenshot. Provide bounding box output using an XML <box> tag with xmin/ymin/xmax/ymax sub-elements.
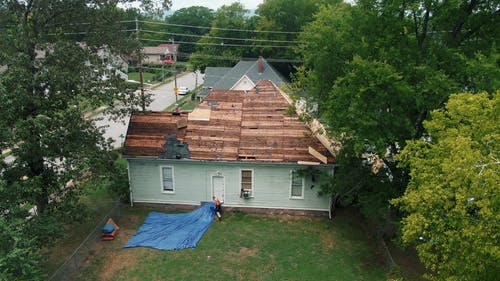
<box><xmin>93</xmin><ymin>71</ymin><xmax>203</xmax><ymax>148</ymax></box>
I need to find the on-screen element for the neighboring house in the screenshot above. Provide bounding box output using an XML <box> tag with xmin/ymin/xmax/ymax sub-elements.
<box><xmin>123</xmin><ymin>80</ymin><xmax>336</xmax><ymax>214</ymax></box>
<box><xmin>96</xmin><ymin>46</ymin><xmax>129</xmax><ymax>80</ymax></box>
<box><xmin>142</xmin><ymin>44</ymin><xmax>179</xmax><ymax>64</ymax></box>
<box><xmin>203</xmin><ymin>66</ymin><xmax>232</xmax><ymax>89</ymax></box>
<box><xmin>203</xmin><ymin>57</ymin><xmax>288</xmax><ymax>93</ymax></box>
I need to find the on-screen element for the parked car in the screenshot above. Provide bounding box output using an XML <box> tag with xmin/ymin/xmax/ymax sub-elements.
<box><xmin>178</xmin><ymin>86</ymin><xmax>189</xmax><ymax>95</ymax></box>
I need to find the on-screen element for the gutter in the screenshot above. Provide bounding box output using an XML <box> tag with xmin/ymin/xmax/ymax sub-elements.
<box><xmin>122</xmin><ymin>156</ymin><xmax>335</xmax><ymax>168</ymax></box>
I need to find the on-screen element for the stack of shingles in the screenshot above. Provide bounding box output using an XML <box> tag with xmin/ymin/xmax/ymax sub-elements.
<box><xmin>124</xmin><ymin>112</ymin><xmax>187</xmax><ymax>157</ymax></box>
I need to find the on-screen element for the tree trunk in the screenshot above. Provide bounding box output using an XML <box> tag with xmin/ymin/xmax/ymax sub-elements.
<box><xmin>329</xmin><ymin>193</ymin><xmax>341</xmax><ymax>220</ymax></box>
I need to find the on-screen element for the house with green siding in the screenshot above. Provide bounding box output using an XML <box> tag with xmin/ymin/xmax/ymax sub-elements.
<box><xmin>123</xmin><ymin>80</ymin><xmax>336</xmax><ymax>214</ymax></box>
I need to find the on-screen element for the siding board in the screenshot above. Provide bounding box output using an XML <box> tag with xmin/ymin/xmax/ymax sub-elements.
<box><xmin>128</xmin><ymin>159</ymin><xmax>332</xmax><ymax>211</ymax></box>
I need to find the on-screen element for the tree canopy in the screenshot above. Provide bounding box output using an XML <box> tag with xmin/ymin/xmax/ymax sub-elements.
<box><xmin>0</xmin><ymin>1</ymin><xmax>143</xmax><ymax>279</ymax></box>
<box><xmin>189</xmin><ymin>2</ymin><xmax>253</xmax><ymax>70</ymax></box>
<box><xmin>393</xmin><ymin>91</ymin><xmax>499</xmax><ymax>281</ymax></box>
<box><xmin>296</xmin><ymin>0</ymin><xmax>499</xmax><ymax>153</ymax></box>
<box><xmin>165</xmin><ymin>6</ymin><xmax>214</xmax><ymax>55</ymax></box>
<box><xmin>292</xmin><ymin>1</ymin><xmax>499</xmax><ymax>277</ymax></box>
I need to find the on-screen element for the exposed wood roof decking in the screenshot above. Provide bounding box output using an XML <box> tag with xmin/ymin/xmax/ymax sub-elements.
<box><xmin>124</xmin><ymin>80</ymin><xmax>335</xmax><ymax>164</ymax></box>
<box><xmin>123</xmin><ymin>112</ymin><xmax>188</xmax><ymax>156</ymax></box>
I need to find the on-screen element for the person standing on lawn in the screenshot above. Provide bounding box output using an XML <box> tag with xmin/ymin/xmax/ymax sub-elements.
<box><xmin>213</xmin><ymin>196</ymin><xmax>222</xmax><ymax>220</ymax></box>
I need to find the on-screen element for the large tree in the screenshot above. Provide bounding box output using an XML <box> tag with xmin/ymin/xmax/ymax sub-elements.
<box><xmin>165</xmin><ymin>6</ymin><xmax>214</xmax><ymax>55</ymax></box>
<box><xmin>254</xmin><ymin>0</ymin><xmax>339</xmax><ymax>75</ymax></box>
<box><xmin>189</xmin><ymin>2</ymin><xmax>252</xmax><ymax>70</ymax></box>
<box><xmin>393</xmin><ymin>91</ymin><xmax>499</xmax><ymax>281</ymax></box>
<box><xmin>293</xmin><ymin>0</ymin><xmax>499</xmax><ymax>217</ymax></box>
<box><xmin>0</xmin><ymin>1</ymin><xmax>149</xmax><ymax>279</ymax></box>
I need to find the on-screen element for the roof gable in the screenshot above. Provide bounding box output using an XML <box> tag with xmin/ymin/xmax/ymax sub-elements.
<box><xmin>230</xmin><ymin>75</ymin><xmax>255</xmax><ymax>90</ymax></box>
<box><xmin>210</xmin><ymin>58</ymin><xmax>288</xmax><ymax>90</ymax></box>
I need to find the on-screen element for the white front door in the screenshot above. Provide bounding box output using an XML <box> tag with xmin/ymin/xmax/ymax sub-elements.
<box><xmin>212</xmin><ymin>175</ymin><xmax>225</xmax><ymax>203</ymax></box>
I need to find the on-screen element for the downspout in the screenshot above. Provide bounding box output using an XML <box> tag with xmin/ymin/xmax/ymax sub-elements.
<box><xmin>127</xmin><ymin>160</ymin><xmax>133</xmax><ymax>207</ymax></box>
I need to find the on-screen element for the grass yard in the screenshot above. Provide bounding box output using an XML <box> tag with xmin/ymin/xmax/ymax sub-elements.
<box><xmin>165</xmin><ymin>94</ymin><xmax>198</xmax><ymax>112</ymax></box>
<box><xmin>127</xmin><ymin>72</ymin><xmax>157</xmax><ymax>83</ymax></box>
<box><xmin>42</xmin><ymin>187</ymin><xmax>117</xmax><ymax>276</ymax></box>
<box><xmin>76</xmin><ymin>208</ymin><xmax>386</xmax><ymax>281</ymax></box>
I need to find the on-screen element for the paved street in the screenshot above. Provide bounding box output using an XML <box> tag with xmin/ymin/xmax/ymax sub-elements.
<box><xmin>93</xmin><ymin>71</ymin><xmax>203</xmax><ymax>148</ymax></box>
<box><xmin>148</xmin><ymin>71</ymin><xmax>202</xmax><ymax>111</ymax></box>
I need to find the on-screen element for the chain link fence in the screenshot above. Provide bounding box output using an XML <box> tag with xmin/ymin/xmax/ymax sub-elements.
<box><xmin>375</xmin><ymin>230</ymin><xmax>396</xmax><ymax>271</ymax></box>
<box><xmin>48</xmin><ymin>201</ymin><xmax>122</xmax><ymax>281</ymax></box>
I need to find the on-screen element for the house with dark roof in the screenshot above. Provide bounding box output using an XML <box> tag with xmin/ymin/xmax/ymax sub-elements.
<box><xmin>123</xmin><ymin>80</ymin><xmax>335</xmax><ymax>213</ymax></box>
<box><xmin>203</xmin><ymin>57</ymin><xmax>288</xmax><ymax>92</ymax></box>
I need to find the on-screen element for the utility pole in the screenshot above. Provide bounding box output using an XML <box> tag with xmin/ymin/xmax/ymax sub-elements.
<box><xmin>171</xmin><ymin>38</ymin><xmax>178</xmax><ymax>102</ymax></box>
<box><xmin>136</xmin><ymin>17</ymin><xmax>146</xmax><ymax>112</ymax></box>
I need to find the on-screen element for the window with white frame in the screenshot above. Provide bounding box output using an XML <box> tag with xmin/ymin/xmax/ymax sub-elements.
<box><xmin>161</xmin><ymin>166</ymin><xmax>174</xmax><ymax>193</ymax></box>
<box><xmin>290</xmin><ymin>170</ymin><xmax>304</xmax><ymax>199</ymax></box>
<box><xmin>240</xmin><ymin>169</ymin><xmax>253</xmax><ymax>197</ymax></box>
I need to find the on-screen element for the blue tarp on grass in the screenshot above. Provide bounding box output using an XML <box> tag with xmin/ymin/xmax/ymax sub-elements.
<box><xmin>124</xmin><ymin>202</ymin><xmax>215</xmax><ymax>250</ymax></box>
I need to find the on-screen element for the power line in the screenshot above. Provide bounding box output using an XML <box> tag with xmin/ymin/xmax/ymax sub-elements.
<box><xmin>137</xmin><ymin>20</ymin><xmax>302</xmax><ymax>35</ymax></box>
<box><xmin>131</xmin><ymin>52</ymin><xmax>302</xmax><ymax>65</ymax></box>
<box><xmin>45</xmin><ymin>30</ymin><xmax>301</xmax><ymax>49</ymax></box>
<box><xmin>139</xmin><ymin>37</ymin><xmax>296</xmax><ymax>49</ymax></box>
<box><xmin>184</xmin><ymin>52</ymin><xmax>303</xmax><ymax>63</ymax></box>
<box><xmin>139</xmin><ymin>29</ymin><xmax>304</xmax><ymax>44</ymax></box>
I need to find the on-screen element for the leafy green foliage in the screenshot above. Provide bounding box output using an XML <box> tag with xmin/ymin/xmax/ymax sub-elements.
<box><xmin>296</xmin><ymin>1</ymin><xmax>499</xmax><ymax>154</ymax></box>
<box><xmin>0</xmin><ymin>216</ymin><xmax>44</xmax><ymax>281</ymax></box>
<box><xmin>124</xmin><ymin>0</ymin><xmax>172</xmax><ymax>18</ymax></box>
<box><xmin>0</xmin><ymin>0</ymin><xmax>145</xmax><ymax>278</ymax></box>
<box><xmin>326</xmin><ymin>56</ymin><xmax>415</xmax><ymax>152</ymax></box>
<box><xmin>254</xmin><ymin>0</ymin><xmax>339</xmax><ymax>75</ymax></box>
<box><xmin>393</xmin><ymin>92</ymin><xmax>499</xmax><ymax>281</ymax></box>
<box><xmin>189</xmin><ymin>3</ymin><xmax>251</xmax><ymax>70</ymax></box>
<box><xmin>165</xmin><ymin>6</ymin><xmax>214</xmax><ymax>55</ymax></box>
<box><xmin>106</xmin><ymin>152</ymin><xmax>130</xmax><ymax>203</ymax></box>
<box><xmin>292</xmin><ymin>0</ymin><xmax>499</xmax><ymax>234</ymax></box>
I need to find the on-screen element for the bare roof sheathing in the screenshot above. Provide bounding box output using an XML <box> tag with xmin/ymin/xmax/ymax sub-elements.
<box><xmin>124</xmin><ymin>80</ymin><xmax>335</xmax><ymax>164</ymax></box>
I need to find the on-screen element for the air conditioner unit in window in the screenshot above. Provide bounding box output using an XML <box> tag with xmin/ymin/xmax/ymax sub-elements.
<box><xmin>240</xmin><ymin>189</ymin><xmax>251</xmax><ymax>198</ymax></box>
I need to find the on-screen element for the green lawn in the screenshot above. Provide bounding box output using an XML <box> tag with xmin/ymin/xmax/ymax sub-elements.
<box><xmin>42</xmin><ymin>187</ymin><xmax>116</xmax><ymax>276</ymax></box>
<box><xmin>165</xmin><ymin>93</ymin><xmax>198</xmax><ymax>111</ymax></box>
<box><xmin>76</xmin><ymin>208</ymin><xmax>386</xmax><ymax>281</ymax></box>
<box><xmin>127</xmin><ymin>72</ymin><xmax>157</xmax><ymax>83</ymax></box>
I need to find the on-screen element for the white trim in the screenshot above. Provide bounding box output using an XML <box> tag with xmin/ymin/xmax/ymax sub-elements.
<box><xmin>127</xmin><ymin>161</ymin><xmax>133</xmax><ymax>207</ymax></box>
<box><xmin>133</xmin><ymin>199</ymin><xmax>199</xmax><ymax>206</ymax></box>
<box><xmin>230</xmin><ymin>75</ymin><xmax>255</xmax><ymax>90</ymax></box>
<box><xmin>160</xmin><ymin>165</ymin><xmax>175</xmax><ymax>194</ymax></box>
<box><xmin>211</xmin><ymin>174</ymin><xmax>225</xmax><ymax>203</ymax></box>
<box><xmin>289</xmin><ymin>170</ymin><xmax>305</xmax><ymax>199</ymax></box>
<box><xmin>131</xmin><ymin>199</ymin><xmax>329</xmax><ymax>212</ymax></box>
<box><xmin>240</xmin><ymin>168</ymin><xmax>254</xmax><ymax>197</ymax></box>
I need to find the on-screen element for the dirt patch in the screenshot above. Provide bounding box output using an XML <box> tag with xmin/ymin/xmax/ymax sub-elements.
<box><xmin>97</xmin><ymin>248</ymin><xmax>147</xmax><ymax>281</ymax></box>
<box><xmin>95</xmin><ymin>215</ymin><xmax>149</xmax><ymax>281</ymax></box>
<box><xmin>387</xmin><ymin>241</ymin><xmax>427</xmax><ymax>281</ymax></box>
<box><xmin>321</xmin><ymin>233</ymin><xmax>335</xmax><ymax>252</ymax></box>
<box><xmin>121</xmin><ymin>214</ymin><xmax>142</xmax><ymax>227</ymax></box>
<box><xmin>225</xmin><ymin>246</ymin><xmax>258</xmax><ymax>261</ymax></box>
<box><xmin>238</xmin><ymin>247</ymin><xmax>258</xmax><ymax>258</ymax></box>
<box><xmin>276</xmin><ymin>214</ymin><xmax>312</xmax><ymax>223</ymax></box>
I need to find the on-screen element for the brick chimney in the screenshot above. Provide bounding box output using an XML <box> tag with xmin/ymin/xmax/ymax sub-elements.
<box><xmin>258</xmin><ymin>56</ymin><xmax>264</xmax><ymax>73</ymax></box>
